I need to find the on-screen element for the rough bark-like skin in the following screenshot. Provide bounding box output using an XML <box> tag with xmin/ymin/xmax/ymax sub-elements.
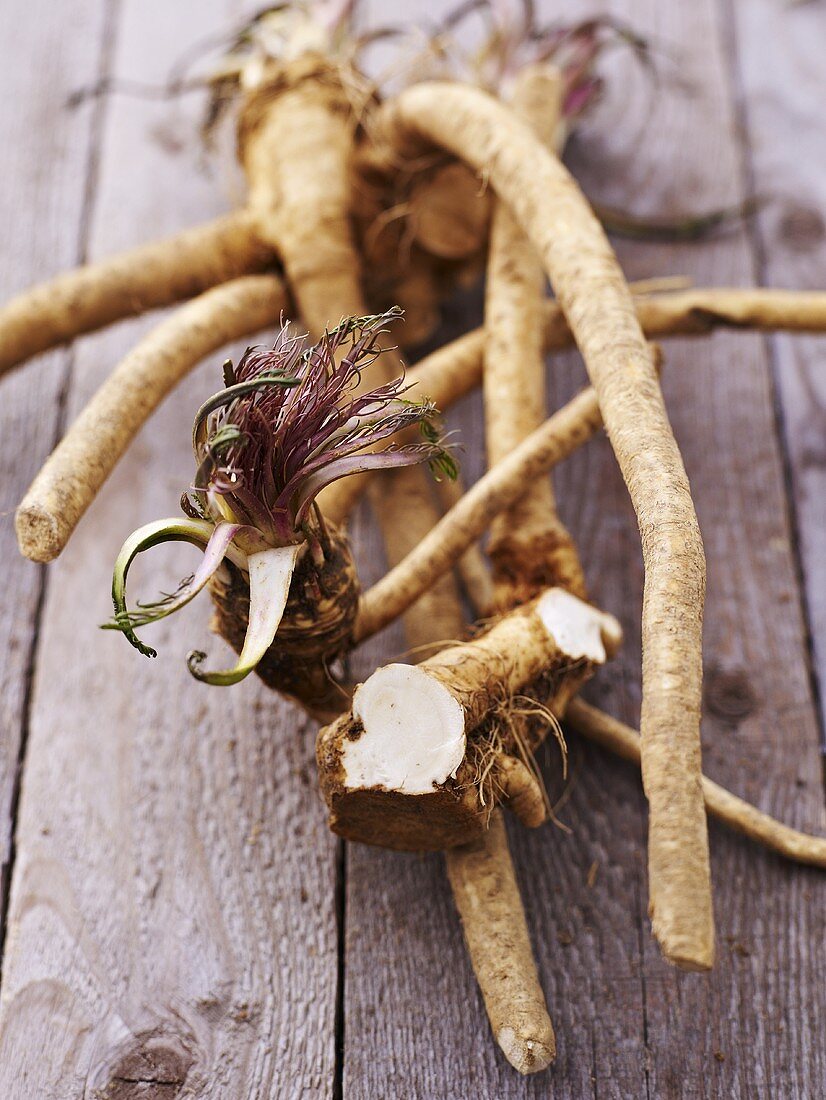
<box><xmin>15</xmin><ymin>275</ymin><xmax>287</xmax><ymax>563</ymax></box>
<box><xmin>0</xmin><ymin>210</ymin><xmax>274</xmax><ymax>377</ymax></box>
<box><xmin>566</xmin><ymin>699</ymin><xmax>826</xmax><ymax>869</ymax></box>
<box><xmin>319</xmin><ymin>600</ymin><xmax>601</xmax><ymax>850</ymax></box>
<box><xmin>484</xmin><ymin>67</ymin><xmax>587</xmax><ymax>607</ymax></box>
<box><xmin>355</xmin><ymin>386</ymin><xmax>604</xmax><ymax>644</ymax></box>
<box><xmin>315</xmin><ymin>735</ymin><xmax>486</xmax><ymax>851</ymax></box>
<box><xmin>384</xmin><ymin>82</ymin><xmax>713</xmax><ymax>969</ymax></box>
<box><xmin>209</xmin><ymin>523</ymin><xmax>357</xmax><ymax>722</ymax></box>
<box><xmin>445</xmin><ymin>813</ymin><xmax>555</xmax><ymax>1074</ymax></box>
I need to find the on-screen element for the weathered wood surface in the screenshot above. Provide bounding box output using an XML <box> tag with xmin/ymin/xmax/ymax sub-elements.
<box><xmin>0</xmin><ymin>0</ymin><xmax>109</xmax><ymax>959</ymax></box>
<box><xmin>0</xmin><ymin>0</ymin><xmax>824</xmax><ymax>1098</ymax></box>
<box><xmin>0</xmin><ymin>2</ymin><xmax>338</xmax><ymax>1098</ymax></box>
<box><xmin>726</xmin><ymin>0</ymin><xmax>826</xmax><ymax>742</ymax></box>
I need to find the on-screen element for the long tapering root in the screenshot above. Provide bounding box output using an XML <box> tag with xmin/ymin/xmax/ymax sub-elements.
<box><xmin>382</xmin><ymin>82</ymin><xmax>712</xmax><ymax>968</ymax></box>
<box><xmin>0</xmin><ymin>211</ymin><xmax>275</xmax><ymax>377</ymax></box>
<box><xmin>446</xmin><ymin>811</ymin><xmax>555</xmax><ymax>1074</ymax></box>
<box><xmin>371</xmin><ymin>417</ymin><xmax>554</xmax><ymax>1076</ymax></box>
<box><xmin>484</xmin><ymin>65</ymin><xmax>587</xmax><ymax>606</ymax></box>
<box><xmin>16</xmin><ymin>275</ymin><xmax>288</xmax><ymax>563</ymax></box>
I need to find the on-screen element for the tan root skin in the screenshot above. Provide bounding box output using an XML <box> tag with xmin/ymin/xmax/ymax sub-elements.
<box><xmin>319</xmin><ymin>590</ymin><xmax>621</xmax><ymax>850</ymax></box>
<box><xmin>238</xmin><ymin>55</ymin><xmax>435</xmax><ymax>531</ymax></box>
<box><xmin>355</xmin><ymin>386</ymin><xmax>604</xmax><ymax>644</ymax></box>
<box><xmin>368</xmin><ymin>467</ymin><xmax>467</xmax><ymax>656</ymax></box>
<box><xmin>408</xmin><ymin>161</ymin><xmax>491</xmax><ymax>260</ymax></box>
<box><xmin>371</xmin><ymin>401</ymin><xmax>554</xmax><ymax>1075</ymax></box>
<box><xmin>0</xmin><ymin>211</ymin><xmax>274</xmax><ymax>377</ymax></box>
<box><xmin>484</xmin><ymin>65</ymin><xmax>587</xmax><ymax>605</ymax></box>
<box><xmin>383</xmin><ymin>82</ymin><xmax>713</xmax><ymax>970</ymax></box>
<box><xmin>446</xmin><ymin>813</ymin><xmax>555</xmax><ymax>1074</ymax></box>
<box><xmin>16</xmin><ymin>275</ymin><xmax>286</xmax><ymax>563</ymax></box>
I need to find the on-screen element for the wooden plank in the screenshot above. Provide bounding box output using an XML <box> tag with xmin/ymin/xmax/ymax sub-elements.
<box><xmin>0</xmin><ymin>3</ymin><xmax>339</xmax><ymax>1097</ymax></box>
<box><xmin>343</xmin><ymin>0</ymin><xmax>826</xmax><ymax>1096</ymax></box>
<box><xmin>724</xmin><ymin>0</ymin><xmax>826</xmax><ymax>740</ymax></box>
<box><xmin>0</xmin><ymin>0</ymin><xmax>109</xmax><ymax>948</ymax></box>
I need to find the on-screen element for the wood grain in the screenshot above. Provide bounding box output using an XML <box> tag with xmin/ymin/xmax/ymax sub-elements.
<box><xmin>724</xmin><ymin>0</ymin><xmax>826</xmax><ymax>742</ymax></box>
<box><xmin>0</xmin><ymin>0</ymin><xmax>110</xmax><ymax>954</ymax></box>
<box><xmin>0</xmin><ymin>2</ymin><xmax>339</xmax><ymax>1097</ymax></box>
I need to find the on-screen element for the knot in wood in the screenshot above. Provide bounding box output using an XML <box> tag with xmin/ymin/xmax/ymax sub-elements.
<box><xmin>704</xmin><ymin>667</ymin><xmax>757</xmax><ymax>721</ymax></box>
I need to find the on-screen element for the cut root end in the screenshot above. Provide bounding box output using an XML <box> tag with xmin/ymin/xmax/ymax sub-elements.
<box><xmin>15</xmin><ymin>503</ymin><xmax>63</xmax><ymax>564</ymax></box>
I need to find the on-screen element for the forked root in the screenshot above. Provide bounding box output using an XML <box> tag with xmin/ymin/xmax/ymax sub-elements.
<box><xmin>318</xmin><ymin>589</ymin><xmax>621</xmax><ymax>850</ymax></box>
<box><xmin>16</xmin><ymin>275</ymin><xmax>287</xmax><ymax>563</ymax></box>
<box><xmin>0</xmin><ymin>211</ymin><xmax>274</xmax><ymax>376</ymax></box>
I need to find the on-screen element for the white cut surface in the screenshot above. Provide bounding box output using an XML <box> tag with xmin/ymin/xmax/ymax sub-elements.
<box><xmin>343</xmin><ymin>664</ymin><xmax>466</xmax><ymax>796</ymax></box>
<box><xmin>536</xmin><ymin>588</ymin><xmax>622</xmax><ymax>664</ymax></box>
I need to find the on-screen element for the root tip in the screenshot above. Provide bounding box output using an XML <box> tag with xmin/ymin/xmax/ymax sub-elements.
<box><xmin>653</xmin><ymin>919</ymin><xmax>715</xmax><ymax>972</ymax></box>
<box><xmin>15</xmin><ymin>502</ymin><xmax>63</xmax><ymax>563</ymax></box>
<box><xmin>496</xmin><ymin>1027</ymin><xmax>556</xmax><ymax>1075</ymax></box>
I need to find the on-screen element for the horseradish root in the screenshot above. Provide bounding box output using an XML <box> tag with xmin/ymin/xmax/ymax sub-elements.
<box><xmin>368</xmin><ymin>465</ymin><xmax>466</xmax><ymax>656</ymax></box>
<box><xmin>566</xmin><ymin>699</ymin><xmax>826</xmax><ymax>869</ymax></box>
<box><xmin>484</xmin><ymin>64</ymin><xmax>586</xmax><ymax>606</ymax></box>
<box><xmin>0</xmin><ymin>211</ymin><xmax>273</xmax><ymax>376</ymax></box>
<box><xmin>233</xmin><ymin>40</ymin><xmax>442</xmax><ymax>532</ymax></box>
<box><xmin>446</xmin><ymin>813</ymin><xmax>555</xmax><ymax>1074</ymax></box>
<box><xmin>382</xmin><ymin>83</ymin><xmax>712</xmax><ymax>967</ymax></box>
<box><xmin>355</xmin><ymin>386</ymin><xmax>605</xmax><ymax>643</ymax></box>
<box><xmin>318</xmin><ymin>589</ymin><xmax>621</xmax><ymax>850</ymax></box>
<box><xmin>371</xmin><ymin>414</ymin><xmax>555</xmax><ymax>1077</ymax></box>
<box><xmin>404</xmin><ymin>286</ymin><xmax>826</xmax><ymax>428</ymax></box>
<box><xmin>16</xmin><ymin>275</ymin><xmax>287</xmax><ymax>563</ymax></box>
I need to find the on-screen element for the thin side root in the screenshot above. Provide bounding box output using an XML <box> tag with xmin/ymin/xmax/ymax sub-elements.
<box><xmin>322</xmin><ymin>284</ymin><xmax>826</xmax><ymax>530</ymax></box>
<box><xmin>567</xmin><ymin>699</ymin><xmax>826</xmax><ymax>869</ymax></box>
<box><xmin>16</xmin><ymin>274</ymin><xmax>287</xmax><ymax>562</ymax></box>
<box><xmin>0</xmin><ymin>210</ymin><xmax>275</xmax><ymax>376</ymax></box>
<box><xmin>354</xmin><ymin>385</ymin><xmax>604</xmax><ymax>645</ymax></box>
